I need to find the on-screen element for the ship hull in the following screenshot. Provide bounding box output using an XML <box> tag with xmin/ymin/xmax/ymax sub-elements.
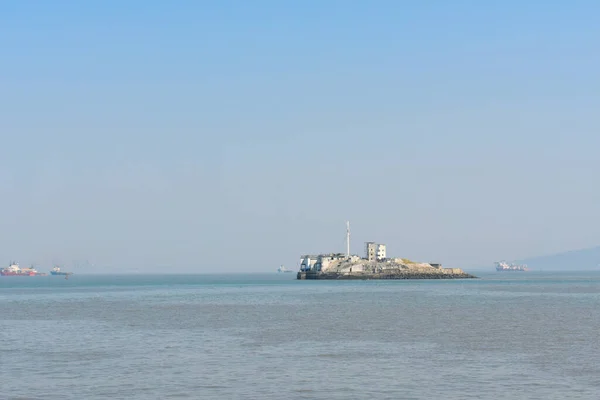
<box><xmin>496</xmin><ymin>268</ymin><xmax>528</xmax><ymax>272</ymax></box>
<box><xmin>50</xmin><ymin>271</ymin><xmax>69</xmax><ymax>275</ymax></box>
<box><xmin>1</xmin><ymin>271</ymin><xmax>38</xmax><ymax>276</ymax></box>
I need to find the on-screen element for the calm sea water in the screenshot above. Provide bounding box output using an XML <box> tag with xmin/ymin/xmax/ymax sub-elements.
<box><xmin>1</xmin><ymin>271</ymin><xmax>599</xmax><ymax>399</ymax></box>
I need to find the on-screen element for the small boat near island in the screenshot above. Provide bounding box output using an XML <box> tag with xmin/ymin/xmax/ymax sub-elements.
<box><xmin>50</xmin><ymin>266</ymin><xmax>73</xmax><ymax>276</ymax></box>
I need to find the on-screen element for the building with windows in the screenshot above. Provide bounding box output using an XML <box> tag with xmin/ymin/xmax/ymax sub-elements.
<box><xmin>365</xmin><ymin>242</ymin><xmax>387</xmax><ymax>261</ymax></box>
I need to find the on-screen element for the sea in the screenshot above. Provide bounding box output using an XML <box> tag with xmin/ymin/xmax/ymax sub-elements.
<box><xmin>1</xmin><ymin>271</ymin><xmax>599</xmax><ymax>400</ymax></box>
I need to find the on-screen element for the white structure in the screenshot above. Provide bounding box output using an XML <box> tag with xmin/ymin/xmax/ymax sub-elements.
<box><xmin>300</xmin><ymin>255</ymin><xmax>319</xmax><ymax>271</ymax></box>
<box><xmin>346</xmin><ymin>221</ymin><xmax>350</xmax><ymax>257</ymax></box>
<box><xmin>365</xmin><ymin>242</ymin><xmax>387</xmax><ymax>261</ymax></box>
<box><xmin>377</xmin><ymin>244</ymin><xmax>386</xmax><ymax>260</ymax></box>
<box><xmin>317</xmin><ymin>254</ymin><xmax>346</xmax><ymax>271</ymax></box>
<box><xmin>300</xmin><ymin>253</ymin><xmax>347</xmax><ymax>272</ymax></box>
<box><xmin>5</xmin><ymin>262</ymin><xmax>20</xmax><ymax>272</ymax></box>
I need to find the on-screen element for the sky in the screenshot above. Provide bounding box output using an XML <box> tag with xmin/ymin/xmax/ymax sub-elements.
<box><xmin>1</xmin><ymin>1</ymin><xmax>599</xmax><ymax>273</ymax></box>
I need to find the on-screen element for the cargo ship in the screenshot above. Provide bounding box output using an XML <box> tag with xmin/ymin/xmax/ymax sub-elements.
<box><xmin>277</xmin><ymin>265</ymin><xmax>294</xmax><ymax>273</ymax></box>
<box><xmin>0</xmin><ymin>262</ymin><xmax>46</xmax><ymax>276</ymax></box>
<box><xmin>495</xmin><ymin>261</ymin><xmax>529</xmax><ymax>272</ymax></box>
<box><xmin>50</xmin><ymin>266</ymin><xmax>72</xmax><ymax>276</ymax></box>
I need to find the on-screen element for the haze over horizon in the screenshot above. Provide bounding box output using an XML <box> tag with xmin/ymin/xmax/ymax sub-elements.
<box><xmin>1</xmin><ymin>1</ymin><xmax>599</xmax><ymax>273</ymax></box>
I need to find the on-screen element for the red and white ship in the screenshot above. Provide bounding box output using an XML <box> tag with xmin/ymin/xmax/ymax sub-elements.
<box><xmin>0</xmin><ymin>262</ymin><xmax>46</xmax><ymax>276</ymax></box>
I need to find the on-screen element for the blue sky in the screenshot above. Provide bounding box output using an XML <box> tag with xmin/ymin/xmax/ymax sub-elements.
<box><xmin>1</xmin><ymin>1</ymin><xmax>599</xmax><ymax>272</ymax></box>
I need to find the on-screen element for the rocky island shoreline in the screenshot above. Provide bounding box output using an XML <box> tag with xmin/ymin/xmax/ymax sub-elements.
<box><xmin>295</xmin><ymin>222</ymin><xmax>477</xmax><ymax>280</ymax></box>
<box><xmin>297</xmin><ymin>259</ymin><xmax>476</xmax><ymax>280</ymax></box>
<box><xmin>298</xmin><ymin>270</ymin><xmax>476</xmax><ymax>280</ymax></box>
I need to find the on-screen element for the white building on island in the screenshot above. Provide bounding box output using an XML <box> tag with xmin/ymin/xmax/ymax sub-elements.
<box><xmin>365</xmin><ymin>242</ymin><xmax>387</xmax><ymax>261</ymax></box>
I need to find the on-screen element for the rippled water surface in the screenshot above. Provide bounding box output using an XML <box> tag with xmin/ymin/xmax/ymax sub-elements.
<box><xmin>1</xmin><ymin>271</ymin><xmax>599</xmax><ymax>399</ymax></box>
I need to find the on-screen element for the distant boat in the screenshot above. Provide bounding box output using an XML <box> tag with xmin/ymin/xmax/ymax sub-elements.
<box><xmin>1</xmin><ymin>262</ymin><xmax>45</xmax><ymax>276</ymax></box>
<box><xmin>277</xmin><ymin>265</ymin><xmax>294</xmax><ymax>273</ymax></box>
<box><xmin>495</xmin><ymin>261</ymin><xmax>529</xmax><ymax>272</ymax></box>
<box><xmin>50</xmin><ymin>266</ymin><xmax>73</xmax><ymax>276</ymax></box>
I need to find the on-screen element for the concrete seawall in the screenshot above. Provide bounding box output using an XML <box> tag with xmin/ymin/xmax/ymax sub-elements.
<box><xmin>297</xmin><ymin>271</ymin><xmax>477</xmax><ymax>280</ymax></box>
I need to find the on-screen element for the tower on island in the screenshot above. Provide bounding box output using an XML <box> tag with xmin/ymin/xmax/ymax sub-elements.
<box><xmin>346</xmin><ymin>221</ymin><xmax>350</xmax><ymax>257</ymax></box>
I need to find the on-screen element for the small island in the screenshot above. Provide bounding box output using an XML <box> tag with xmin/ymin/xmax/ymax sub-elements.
<box><xmin>296</xmin><ymin>223</ymin><xmax>476</xmax><ymax>280</ymax></box>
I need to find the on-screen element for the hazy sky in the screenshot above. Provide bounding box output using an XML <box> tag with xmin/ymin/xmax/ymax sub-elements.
<box><xmin>1</xmin><ymin>1</ymin><xmax>599</xmax><ymax>272</ymax></box>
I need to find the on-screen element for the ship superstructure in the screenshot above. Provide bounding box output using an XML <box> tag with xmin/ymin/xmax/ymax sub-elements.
<box><xmin>495</xmin><ymin>261</ymin><xmax>529</xmax><ymax>272</ymax></box>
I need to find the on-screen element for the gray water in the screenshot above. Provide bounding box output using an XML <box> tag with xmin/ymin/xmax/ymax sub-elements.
<box><xmin>1</xmin><ymin>272</ymin><xmax>599</xmax><ymax>399</ymax></box>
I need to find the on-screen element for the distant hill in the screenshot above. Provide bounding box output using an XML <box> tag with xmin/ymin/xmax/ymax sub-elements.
<box><xmin>516</xmin><ymin>246</ymin><xmax>600</xmax><ymax>271</ymax></box>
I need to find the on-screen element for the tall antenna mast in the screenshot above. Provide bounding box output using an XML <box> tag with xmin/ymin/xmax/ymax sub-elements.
<box><xmin>346</xmin><ymin>221</ymin><xmax>350</xmax><ymax>257</ymax></box>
